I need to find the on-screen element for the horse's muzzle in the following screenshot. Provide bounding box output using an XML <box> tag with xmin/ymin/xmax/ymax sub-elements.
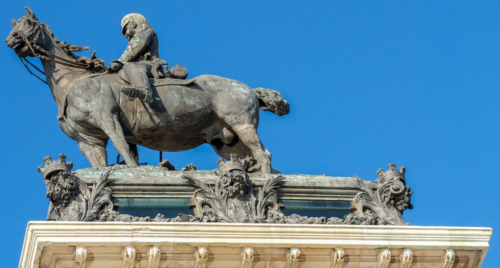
<box><xmin>6</xmin><ymin>34</ymin><xmax>21</xmax><ymax>47</ymax></box>
<box><xmin>6</xmin><ymin>35</ymin><xmax>30</xmax><ymax>57</ymax></box>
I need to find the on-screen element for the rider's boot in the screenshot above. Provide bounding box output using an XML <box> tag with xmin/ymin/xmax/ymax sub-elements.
<box><xmin>121</xmin><ymin>85</ymin><xmax>153</xmax><ymax>104</ymax></box>
<box><xmin>120</xmin><ymin>62</ymin><xmax>154</xmax><ymax>104</ymax></box>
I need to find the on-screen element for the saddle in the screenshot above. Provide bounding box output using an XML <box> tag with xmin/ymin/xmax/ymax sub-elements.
<box><xmin>114</xmin><ymin>57</ymin><xmax>196</xmax><ymax>87</ymax></box>
<box><xmin>151</xmin><ymin>77</ymin><xmax>196</xmax><ymax>87</ymax></box>
<box><xmin>116</xmin><ymin>69</ymin><xmax>196</xmax><ymax>87</ymax></box>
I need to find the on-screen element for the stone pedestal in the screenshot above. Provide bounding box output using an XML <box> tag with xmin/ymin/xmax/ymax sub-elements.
<box><xmin>24</xmin><ymin>160</ymin><xmax>492</xmax><ymax>268</ymax></box>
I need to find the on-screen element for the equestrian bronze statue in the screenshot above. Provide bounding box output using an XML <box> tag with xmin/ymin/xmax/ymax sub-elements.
<box><xmin>6</xmin><ymin>7</ymin><xmax>289</xmax><ymax>173</ymax></box>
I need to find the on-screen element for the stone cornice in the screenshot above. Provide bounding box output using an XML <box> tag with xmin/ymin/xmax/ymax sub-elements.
<box><xmin>20</xmin><ymin>222</ymin><xmax>491</xmax><ymax>268</ymax></box>
<box><xmin>75</xmin><ymin>168</ymin><xmax>365</xmax><ymax>200</ymax></box>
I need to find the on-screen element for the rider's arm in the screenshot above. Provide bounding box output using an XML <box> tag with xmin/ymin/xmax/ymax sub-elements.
<box><xmin>119</xmin><ymin>25</ymin><xmax>154</xmax><ymax>62</ymax></box>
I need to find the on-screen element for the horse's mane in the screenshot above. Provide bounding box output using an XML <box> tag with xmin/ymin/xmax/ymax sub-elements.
<box><xmin>40</xmin><ymin>23</ymin><xmax>90</xmax><ymax>59</ymax></box>
<box><xmin>39</xmin><ymin>21</ymin><xmax>106</xmax><ymax>69</ymax></box>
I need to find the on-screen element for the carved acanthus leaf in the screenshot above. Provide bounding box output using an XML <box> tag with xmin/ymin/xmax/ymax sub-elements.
<box><xmin>352</xmin><ymin>163</ymin><xmax>413</xmax><ymax>225</ymax></box>
<box><xmin>194</xmin><ymin>247</ymin><xmax>208</xmax><ymax>268</ymax></box>
<box><xmin>122</xmin><ymin>246</ymin><xmax>136</xmax><ymax>268</ymax></box>
<box><xmin>442</xmin><ymin>249</ymin><xmax>455</xmax><ymax>268</ymax></box>
<box><xmin>377</xmin><ymin>249</ymin><xmax>391</xmax><ymax>268</ymax></box>
<box><xmin>400</xmin><ymin>248</ymin><xmax>413</xmax><ymax>268</ymax></box>
<box><xmin>286</xmin><ymin>248</ymin><xmax>301</xmax><ymax>268</ymax></box>
<box><xmin>331</xmin><ymin>248</ymin><xmax>345</xmax><ymax>268</ymax></box>
<box><xmin>147</xmin><ymin>246</ymin><xmax>161</xmax><ymax>268</ymax></box>
<box><xmin>240</xmin><ymin>247</ymin><xmax>254</xmax><ymax>268</ymax></box>
<box><xmin>75</xmin><ymin>246</ymin><xmax>87</xmax><ymax>268</ymax></box>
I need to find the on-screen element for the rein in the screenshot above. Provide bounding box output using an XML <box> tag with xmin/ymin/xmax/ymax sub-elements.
<box><xmin>28</xmin><ymin>40</ymin><xmax>89</xmax><ymax>69</ymax></box>
<box><xmin>19</xmin><ymin>57</ymin><xmax>47</xmax><ymax>84</ymax></box>
<box><xmin>19</xmin><ymin>23</ymin><xmax>93</xmax><ymax>84</ymax></box>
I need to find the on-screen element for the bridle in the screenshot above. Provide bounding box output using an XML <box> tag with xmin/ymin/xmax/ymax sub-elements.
<box><xmin>17</xmin><ymin>21</ymin><xmax>92</xmax><ymax>84</ymax></box>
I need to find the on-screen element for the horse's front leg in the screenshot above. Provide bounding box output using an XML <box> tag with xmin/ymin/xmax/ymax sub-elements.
<box><xmin>92</xmin><ymin>112</ymin><xmax>138</xmax><ymax>167</ymax></box>
<box><xmin>117</xmin><ymin>143</ymin><xmax>140</xmax><ymax>164</ymax></box>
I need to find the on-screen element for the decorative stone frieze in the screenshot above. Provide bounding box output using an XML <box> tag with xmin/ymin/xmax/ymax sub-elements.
<box><xmin>182</xmin><ymin>160</ymin><xmax>413</xmax><ymax>225</ymax></box>
<box><xmin>400</xmin><ymin>248</ymin><xmax>413</xmax><ymax>268</ymax></box>
<box><xmin>377</xmin><ymin>248</ymin><xmax>392</xmax><ymax>268</ymax></box>
<box><xmin>331</xmin><ymin>248</ymin><xmax>345</xmax><ymax>268</ymax></box>
<box><xmin>122</xmin><ymin>246</ymin><xmax>136</xmax><ymax>268</ymax></box>
<box><xmin>39</xmin><ymin>155</ymin><xmax>413</xmax><ymax>225</ymax></box>
<box><xmin>240</xmin><ymin>247</ymin><xmax>254</xmax><ymax>268</ymax></box>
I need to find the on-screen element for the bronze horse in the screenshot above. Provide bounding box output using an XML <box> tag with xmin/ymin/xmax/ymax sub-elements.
<box><xmin>6</xmin><ymin>8</ymin><xmax>289</xmax><ymax>173</ymax></box>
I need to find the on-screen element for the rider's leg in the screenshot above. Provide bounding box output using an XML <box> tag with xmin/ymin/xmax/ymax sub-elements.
<box><xmin>121</xmin><ymin>62</ymin><xmax>153</xmax><ymax>103</ymax></box>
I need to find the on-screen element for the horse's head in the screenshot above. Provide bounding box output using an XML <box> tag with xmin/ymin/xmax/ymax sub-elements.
<box><xmin>6</xmin><ymin>7</ymin><xmax>44</xmax><ymax>57</ymax></box>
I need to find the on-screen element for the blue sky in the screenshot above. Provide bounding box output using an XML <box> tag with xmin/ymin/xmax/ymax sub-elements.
<box><xmin>1</xmin><ymin>1</ymin><xmax>498</xmax><ymax>267</ymax></box>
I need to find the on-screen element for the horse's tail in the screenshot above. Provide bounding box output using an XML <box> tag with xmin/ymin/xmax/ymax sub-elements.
<box><xmin>253</xmin><ymin>87</ymin><xmax>290</xmax><ymax>116</ymax></box>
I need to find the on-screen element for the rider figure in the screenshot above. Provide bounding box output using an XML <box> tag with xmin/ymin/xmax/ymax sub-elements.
<box><xmin>116</xmin><ymin>13</ymin><xmax>159</xmax><ymax>104</ymax></box>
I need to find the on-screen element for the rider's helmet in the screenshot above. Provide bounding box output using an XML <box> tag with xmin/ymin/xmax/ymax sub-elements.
<box><xmin>121</xmin><ymin>13</ymin><xmax>148</xmax><ymax>35</ymax></box>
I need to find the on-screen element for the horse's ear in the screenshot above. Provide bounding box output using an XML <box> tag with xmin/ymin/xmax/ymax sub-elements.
<box><xmin>12</xmin><ymin>19</ymin><xmax>17</xmax><ymax>27</ymax></box>
<box><xmin>24</xmin><ymin>6</ymin><xmax>38</xmax><ymax>21</ymax></box>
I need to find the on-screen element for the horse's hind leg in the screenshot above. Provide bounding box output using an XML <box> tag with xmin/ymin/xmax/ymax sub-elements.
<box><xmin>210</xmin><ymin>136</ymin><xmax>252</xmax><ymax>162</ymax></box>
<box><xmin>78</xmin><ymin>141</ymin><xmax>108</xmax><ymax>167</ymax></box>
<box><xmin>232</xmin><ymin>124</ymin><xmax>272</xmax><ymax>173</ymax></box>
